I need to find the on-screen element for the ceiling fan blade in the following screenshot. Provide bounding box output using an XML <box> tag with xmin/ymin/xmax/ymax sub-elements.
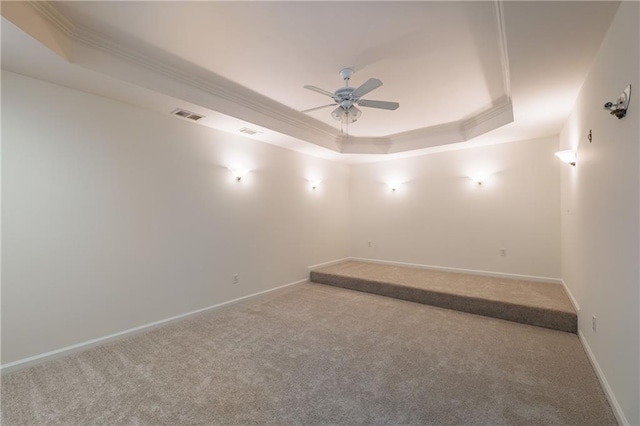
<box><xmin>358</xmin><ymin>99</ymin><xmax>399</xmax><ymax>110</ymax></box>
<box><xmin>352</xmin><ymin>78</ymin><xmax>383</xmax><ymax>98</ymax></box>
<box><xmin>304</xmin><ymin>85</ymin><xmax>336</xmax><ymax>98</ymax></box>
<box><xmin>301</xmin><ymin>104</ymin><xmax>336</xmax><ymax>113</ymax></box>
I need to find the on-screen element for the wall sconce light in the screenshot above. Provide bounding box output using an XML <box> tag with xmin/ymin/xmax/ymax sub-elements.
<box><xmin>309</xmin><ymin>180</ymin><xmax>322</xmax><ymax>190</ymax></box>
<box><xmin>603</xmin><ymin>85</ymin><xmax>631</xmax><ymax>119</ymax></box>
<box><xmin>387</xmin><ymin>182</ymin><xmax>401</xmax><ymax>192</ymax></box>
<box><xmin>470</xmin><ymin>175</ymin><xmax>488</xmax><ymax>185</ymax></box>
<box><xmin>230</xmin><ymin>168</ymin><xmax>249</xmax><ymax>181</ymax></box>
<box><xmin>555</xmin><ymin>150</ymin><xmax>577</xmax><ymax>166</ymax></box>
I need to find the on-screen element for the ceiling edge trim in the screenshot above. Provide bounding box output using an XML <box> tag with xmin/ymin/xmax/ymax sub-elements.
<box><xmin>339</xmin><ymin>137</ymin><xmax>392</xmax><ymax>154</ymax></box>
<box><xmin>390</xmin><ymin>121</ymin><xmax>462</xmax><ymax>146</ymax></box>
<box><xmin>28</xmin><ymin>1</ymin><xmax>74</xmax><ymax>37</ymax></box>
<box><xmin>1</xmin><ymin>1</ymin><xmax>73</xmax><ymax>59</ymax></box>
<box><xmin>493</xmin><ymin>0</ymin><xmax>512</xmax><ymax>98</ymax></box>
<box><xmin>461</xmin><ymin>98</ymin><xmax>513</xmax><ymax>138</ymax></box>
<box><xmin>71</xmin><ymin>27</ymin><xmax>340</xmax><ymax>144</ymax></box>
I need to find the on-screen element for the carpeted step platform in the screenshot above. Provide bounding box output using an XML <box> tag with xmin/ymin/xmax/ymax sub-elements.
<box><xmin>310</xmin><ymin>261</ymin><xmax>577</xmax><ymax>333</ymax></box>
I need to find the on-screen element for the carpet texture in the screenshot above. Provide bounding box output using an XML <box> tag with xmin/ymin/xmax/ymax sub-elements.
<box><xmin>311</xmin><ymin>261</ymin><xmax>577</xmax><ymax>333</ymax></box>
<box><xmin>1</xmin><ymin>283</ymin><xmax>614</xmax><ymax>425</ymax></box>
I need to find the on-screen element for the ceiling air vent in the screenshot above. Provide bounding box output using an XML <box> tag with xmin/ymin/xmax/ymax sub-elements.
<box><xmin>171</xmin><ymin>108</ymin><xmax>205</xmax><ymax>121</ymax></box>
<box><xmin>239</xmin><ymin>127</ymin><xmax>261</xmax><ymax>135</ymax></box>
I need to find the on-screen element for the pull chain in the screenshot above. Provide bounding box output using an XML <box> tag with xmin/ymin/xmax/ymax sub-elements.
<box><xmin>346</xmin><ymin>115</ymin><xmax>349</xmax><ymax>138</ymax></box>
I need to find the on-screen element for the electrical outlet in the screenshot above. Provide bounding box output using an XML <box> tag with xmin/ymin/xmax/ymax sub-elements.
<box><xmin>232</xmin><ymin>274</ymin><xmax>239</xmax><ymax>284</ymax></box>
<box><xmin>367</xmin><ymin>241</ymin><xmax>373</xmax><ymax>248</ymax></box>
<box><xmin>500</xmin><ymin>248</ymin><xmax>507</xmax><ymax>257</ymax></box>
<box><xmin>592</xmin><ymin>315</ymin><xmax>597</xmax><ymax>332</ymax></box>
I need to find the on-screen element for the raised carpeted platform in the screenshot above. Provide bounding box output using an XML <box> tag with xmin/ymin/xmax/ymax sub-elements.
<box><xmin>310</xmin><ymin>261</ymin><xmax>577</xmax><ymax>333</ymax></box>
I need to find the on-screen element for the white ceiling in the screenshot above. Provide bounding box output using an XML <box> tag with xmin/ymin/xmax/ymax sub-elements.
<box><xmin>1</xmin><ymin>1</ymin><xmax>620</xmax><ymax>161</ymax></box>
<box><xmin>53</xmin><ymin>1</ymin><xmax>507</xmax><ymax>137</ymax></box>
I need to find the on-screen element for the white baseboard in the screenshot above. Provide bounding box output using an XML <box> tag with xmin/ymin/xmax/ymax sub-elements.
<box><xmin>1</xmin><ymin>278</ymin><xmax>307</xmax><ymax>374</ymax></box>
<box><xmin>307</xmin><ymin>257</ymin><xmax>351</xmax><ymax>271</ymax></box>
<box><xmin>578</xmin><ymin>330</ymin><xmax>628</xmax><ymax>426</ymax></box>
<box><xmin>560</xmin><ymin>279</ymin><xmax>581</xmax><ymax>313</ymax></box>
<box><xmin>349</xmin><ymin>257</ymin><xmax>562</xmax><ymax>284</ymax></box>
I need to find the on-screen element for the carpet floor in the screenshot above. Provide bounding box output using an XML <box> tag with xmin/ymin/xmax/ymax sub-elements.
<box><xmin>311</xmin><ymin>261</ymin><xmax>577</xmax><ymax>333</ymax></box>
<box><xmin>1</xmin><ymin>283</ymin><xmax>615</xmax><ymax>425</ymax></box>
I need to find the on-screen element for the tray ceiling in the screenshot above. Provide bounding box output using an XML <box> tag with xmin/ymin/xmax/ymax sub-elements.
<box><xmin>1</xmin><ymin>1</ymin><xmax>620</xmax><ymax>159</ymax></box>
<box><xmin>53</xmin><ymin>1</ymin><xmax>509</xmax><ymax>138</ymax></box>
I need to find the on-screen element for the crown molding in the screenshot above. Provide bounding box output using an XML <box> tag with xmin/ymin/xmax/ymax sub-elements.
<box><xmin>72</xmin><ymin>27</ymin><xmax>340</xmax><ymax>144</ymax></box>
<box><xmin>461</xmin><ymin>97</ymin><xmax>513</xmax><ymax>140</ymax></box>
<box><xmin>16</xmin><ymin>1</ymin><xmax>515</xmax><ymax>156</ymax></box>
<box><xmin>493</xmin><ymin>0</ymin><xmax>512</xmax><ymax>98</ymax></box>
<box><xmin>388</xmin><ymin>121</ymin><xmax>464</xmax><ymax>153</ymax></box>
<box><xmin>1</xmin><ymin>1</ymin><xmax>74</xmax><ymax>59</ymax></box>
<box><xmin>28</xmin><ymin>1</ymin><xmax>74</xmax><ymax>37</ymax></box>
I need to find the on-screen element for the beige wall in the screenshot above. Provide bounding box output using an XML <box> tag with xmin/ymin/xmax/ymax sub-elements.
<box><xmin>559</xmin><ymin>2</ymin><xmax>639</xmax><ymax>424</ymax></box>
<box><xmin>2</xmin><ymin>71</ymin><xmax>565</xmax><ymax>367</ymax></box>
<box><xmin>1</xmin><ymin>72</ymin><xmax>351</xmax><ymax>364</ymax></box>
<box><xmin>349</xmin><ymin>136</ymin><xmax>561</xmax><ymax>279</ymax></box>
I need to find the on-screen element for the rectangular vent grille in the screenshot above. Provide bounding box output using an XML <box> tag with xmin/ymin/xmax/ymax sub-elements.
<box><xmin>239</xmin><ymin>127</ymin><xmax>260</xmax><ymax>135</ymax></box>
<box><xmin>171</xmin><ymin>108</ymin><xmax>205</xmax><ymax>121</ymax></box>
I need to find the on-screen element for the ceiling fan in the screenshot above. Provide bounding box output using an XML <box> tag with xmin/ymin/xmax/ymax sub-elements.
<box><xmin>302</xmin><ymin>68</ymin><xmax>399</xmax><ymax>126</ymax></box>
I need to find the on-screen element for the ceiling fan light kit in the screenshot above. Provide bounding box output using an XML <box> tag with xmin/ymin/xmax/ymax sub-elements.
<box><xmin>303</xmin><ymin>68</ymin><xmax>399</xmax><ymax>130</ymax></box>
<box><xmin>332</xmin><ymin>105</ymin><xmax>361</xmax><ymax>123</ymax></box>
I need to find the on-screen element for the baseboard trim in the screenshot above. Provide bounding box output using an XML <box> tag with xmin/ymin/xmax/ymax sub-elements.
<box><xmin>349</xmin><ymin>257</ymin><xmax>562</xmax><ymax>284</ymax></box>
<box><xmin>560</xmin><ymin>279</ymin><xmax>581</xmax><ymax>313</ymax></box>
<box><xmin>1</xmin><ymin>278</ymin><xmax>307</xmax><ymax>374</ymax></box>
<box><xmin>578</xmin><ymin>330</ymin><xmax>628</xmax><ymax>426</ymax></box>
<box><xmin>307</xmin><ymin>257</ymin><xmax>351</xmax><ymax>271</ymax></box>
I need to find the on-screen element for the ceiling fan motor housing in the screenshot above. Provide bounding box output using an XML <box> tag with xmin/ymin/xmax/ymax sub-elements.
<box><xmin>339</xmin><ymin>67</ymin><xmax>354</xmax><ymax>82</ymax></box>
<box><xmin>335</xmin><ymin>87</ymin><xmax>356</xmax><ymax>109</ymax></box>
<box><xmin>335</xmin><ymin>87</ymin><xmax>355</xmax><ymax>97</ymax></box>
